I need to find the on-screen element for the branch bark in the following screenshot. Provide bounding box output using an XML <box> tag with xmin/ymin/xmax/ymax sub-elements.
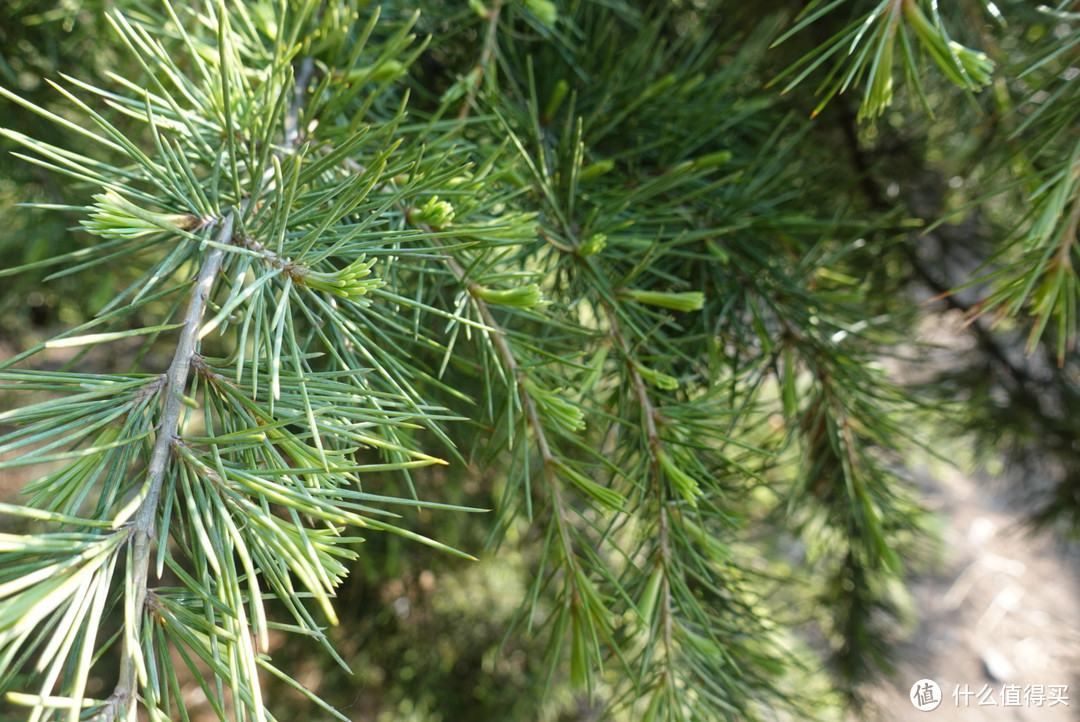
<box><xmin>105</xmin><ymin>213</ymin><xmax>234</xmax><ymax>721</ymax></box>
<box><xmin>432</xmin><ymin>242</ymin><xmax>576</xmax><ymax>549</ymax></box>
<box><xmin>602</xmin><ymin>300</ymin><xmax>676</xmax><ymax>667</ymax></box>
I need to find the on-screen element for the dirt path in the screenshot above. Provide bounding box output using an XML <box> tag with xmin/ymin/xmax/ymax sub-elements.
<box><xmin>865</xmin><ymin>461</ymin><xmax>1080</xmax><ymax>721</ymax></box>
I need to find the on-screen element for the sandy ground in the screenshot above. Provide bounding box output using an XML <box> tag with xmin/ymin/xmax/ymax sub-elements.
<box><xmin>863</xmin><ymin>462</ymin><xmax>1080</xmax><ymax>722</ymax></box>
<box><xmin>855</xmin><ymin>308</ymin><xmax>1080</xmax><ymax>722</ymax></box>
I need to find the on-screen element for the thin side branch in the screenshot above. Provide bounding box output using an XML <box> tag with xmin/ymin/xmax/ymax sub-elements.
<box><xmin>105</xmin><ymin>213</ymin><xmax>235</xmax><ymax>721</ymax></box>
<box><xmin>428</xmin><ymin>236</ymin><xmax>579</xmax><ymax>567</ymax></box>
<box><xmin>457</xmin><ymin>0</ymin><xmax>503</xmax><ymax>121</ymax></box>
<box><xmin>602</xmin><ymin>300</ymin><xmax>676</xmax><ymax>673</ymax></box>
<box><xmin>285</xmin><ymin>57</ymin><xmax>315</xmax><ymax>148</ymax></box>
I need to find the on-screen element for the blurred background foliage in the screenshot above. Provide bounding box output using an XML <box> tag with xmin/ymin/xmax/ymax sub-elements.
<box><xmin>1</xmin><ymin>0</ymin><xmax>1079</xmax><ymax>720</ymax></box>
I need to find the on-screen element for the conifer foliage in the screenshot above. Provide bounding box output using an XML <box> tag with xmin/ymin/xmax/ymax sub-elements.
<box><xmin>0</xmin><ymin>1</ymin><xmax>1075</xmax><ymax>720</ymax></box>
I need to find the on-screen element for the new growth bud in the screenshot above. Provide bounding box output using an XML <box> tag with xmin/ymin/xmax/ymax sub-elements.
<box><xmin>620</xmin><ymin>289</ymin><xmax>705</xmax><ymax>312</ymax></box>
<box><xmin>413</xmin><ymin>196</ymin><xmax>456</xmax><ymax>227</ymax></box>
<box><xmin>294</xmin><ymin>255</ymin><xmax>384</xmax><ymax>300</ymax></box>
<box><xmin>656</xmin><ymin>449</ymin><xmax>702</xmax><ymax>507</ymax></box>
<box><xmin>472</xmin><ymin>283</ymin><xmax>545</xmax><ymax>308</ymax></box>
<box><xmin>83</xmin><ymin>191</ymin><xmax>201</xmax><ymax>239</ymax></box>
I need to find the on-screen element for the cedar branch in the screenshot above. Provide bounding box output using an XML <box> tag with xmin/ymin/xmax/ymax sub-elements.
<box><xmin>104</xmin><ymin>213</ymin><xmax>234</xmax><ymax>721</ymax></box>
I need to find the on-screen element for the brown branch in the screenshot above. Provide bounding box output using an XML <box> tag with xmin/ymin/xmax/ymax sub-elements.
<box><xmin>428</xmin><ymin>235</ymin><xmax>576</xmax><ymax>556</ymax></box>
<box><xmin>1056</xmin><ymin>159</ymin><xmax>1080</xmax><ymax>271</ymax></box>
<box><xmin>103</xmin><ymin>213</ymin><xmax>235</xmax><ymax>721</ymax></box>
<box><xmin>602</xmin><ymin>299</ymin><xmax>675</xmax><ymax>665</ymax></box>
<box><xmin>457</xmin><ymin>0</ymin><xmax>503</xmax><ymax>121</ymax></box>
